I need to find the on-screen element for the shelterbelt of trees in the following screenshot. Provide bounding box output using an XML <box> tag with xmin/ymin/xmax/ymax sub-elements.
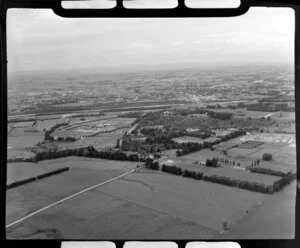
<box><xmin>8</xmin><ymin>146</ymin><xmax>143</xmax><ymax>163</ymax></box>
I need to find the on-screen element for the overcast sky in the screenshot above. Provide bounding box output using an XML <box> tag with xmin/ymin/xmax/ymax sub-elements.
<box><xmin>7</xmin><ymin>0</ymin><xmax>294</xmax><ymax>73</ymax></box>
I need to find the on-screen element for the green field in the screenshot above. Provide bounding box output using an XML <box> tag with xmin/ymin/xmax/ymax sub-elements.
<box><xmin>218</xmin><ymin>181</ymin><xmax>296</xmax><ymax>239</ymax></box>
<box><xmin>7</xmin><ymin>162</ymin><xmax>49</xmax><ymax>184</ymax></box>
<box><xmin>6</xmin><ymin>166</ymin><xmax>267</xmax><ymax>239</ymax></box>
<box><xmin>7</xmin><ymin>128</ymin><xmax>43</xmax><ymax>160</ymax></box>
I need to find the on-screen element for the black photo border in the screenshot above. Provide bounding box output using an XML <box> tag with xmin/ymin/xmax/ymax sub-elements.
<box><xmin>0</xmin><ymin>0</ymin><xmax>299</xmax><ymax>248</ymax></box>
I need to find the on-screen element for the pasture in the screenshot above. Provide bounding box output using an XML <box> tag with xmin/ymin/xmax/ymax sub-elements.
<box><xmin>218</xmin><ymin>181</ymin><xmax>296</xmax><ymax>239</ymax></box>
<box><xmin>7</xmin><ymin>162</ymin><xmax>49</xmax><ymax>184</ymax></box>
<box><xmin>95</xmin><ymin>171</ymin><xmax>266</xmax><ymax>232</ymax></box>
<box><xmin>6</xmin><ymin>157</ymin><xmax>139</xmax><ymax>225</ymax></box>
<box><xmin>35</xmin><ymin>119</ymin><xmax>69</xmax><ymax>131</ymax></box>
<box><xmin>6</xmin><ymin>166</ymin><xmax>266</xmax><ymax>239</ymax></box>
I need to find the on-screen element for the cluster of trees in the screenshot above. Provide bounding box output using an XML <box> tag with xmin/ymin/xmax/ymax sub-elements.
<box><xmin>44</xmin><ymin>123</ymin><xmax>68</xmax><ymax>141</ymax></box>
<box><xmin>145</xmin><ymin>158</ymin><xmax>159</xmax><ymax>170</ymax></box>
<box><xmin>206</xmin><ymin>111</ymin><xmax>233</xmax><ymax>120</ymax></box>
<box><xmin>205</xmin><ymin>158</ymin><xmax>219</xmax><ymax>167</ymax></box>
<box><xmin>246</xmin><ymin>167</ymin><xmax>286</xmax><ymax>177</ymax></box>
<box><xmin>206</xmin><ymin>104</ymin><xmax>222</xmax><ymax>109</ymax></box>
<box><xmin>31</xmin><ymin>146</ymin><xmax>142</xmax><ymax>162</ymax></box>
<box><xmin>161</xmin><ymin>164</ymin><xmax>203</xmax><ymax>180</ymax></box>
<box><xmin>262</xmin><ymin>153</ymin><xmax>272</xmax><ymax>161</ymax></box>
<box><xmin>161</xmin><ymin>164</ymin><xmax>183</xmax><ymax>175</ymax></box>
<box><xmin>121</xmin><ymin>135</ymin><xmax>171</xmax><ymax>154</ymax></box>
<box><xmin>176</xmin><ymin>142</ymin><xmax>203</xmax><ymax>156</ymax></box>
<box><xmin>203</xmin><ymin>175</ymin><xmax>273</xmax><ymax>194</ymax></box>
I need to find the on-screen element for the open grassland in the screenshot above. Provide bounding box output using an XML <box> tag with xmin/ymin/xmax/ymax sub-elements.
<box><xmin>6</xmin><ymin>167</ymin><xmax>266</xmax><ymax>239</ymax></box>
<box><xmin>218</xmin><ymin>181</ymin><xmax>296</xmax><ymax>239</ymax></box>
<box><xmin>7</xmin><ymin>163</ymin><xmax>49</xmax><ymax>184</ymax></box>
<box><xmin>54</xmin><ymin>134</ymin><xmax>122</xmax><ymax>150</ymax></box>
<box><xmin>7</xmin><ymin>128</ymin><xmax>43</xmax><ymax>160</ymax></box>
<box><xmin>6</xmin><ymin>158</ymin><xmax>139</xmax><ymax>226</ymax></box>
<box><xmin>205</xmin><ymin>167</ymin><xmax>280</xmax><ymax>185</ymax></box>
<box><xmin>35</xmin><ymin>119</ymin><xmax>69</xmax><ymax>131</ymax></box>
<box><xmin>6</xmin><ymin>190</ymin><xmax>215</xmax><ymax>239</ymax></box>
<box><xmin>95</xmin><ymin>171</ymin><xmax>266</xmax><ymax>232</ymax></box>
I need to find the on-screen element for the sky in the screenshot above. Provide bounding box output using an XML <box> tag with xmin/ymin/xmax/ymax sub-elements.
<box><xmin>7</xmin><ymin>0</ymin><xmax>294</xmax><ymax>73</ymax></box>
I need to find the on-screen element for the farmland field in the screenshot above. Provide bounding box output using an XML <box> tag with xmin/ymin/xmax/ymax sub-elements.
<box><xmin>6</xmin><ymin>167</ymin><xmax>267</xmax><ymax>239</ymax></box>
<box><xmin>218</xmin><ymin>181</ymin><xmax>296</xmax><ymax>239</ymax></box>
<box><xmin>6</xmin><ymin>158</ymin><xmax>140</xmax><ymax>228</ymax></box>
<box><xmin>7</xmin><ymin>162</ymin><xmax>49</xmax><ymax>184</ymax></box>
<box><xmin>7</xmin><ymin>128</ymin><xmax>43</xmax><ymax>160</ymax></box>
<box><xmin>53</xmin><ymin>134</ymin><xmax>122</xmax><ymax>150</ymax></box>
<box><xmin>35</xmin><ymin>119</ymin><xmax>69</xmax><ymax>131</ymax></box>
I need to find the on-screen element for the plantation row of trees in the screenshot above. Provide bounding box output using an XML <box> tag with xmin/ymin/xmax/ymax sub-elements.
<box><xmin>56</xmin><ymin>136</ymin><xmax>77</xmax><ymax>142</ymax></box>
<box><xmin>44</xmin><ymin>123</ymin><xmax>68</xmax><ymax>141</ymax></box>
<box><xmin>173</xmin><ymin>107</ymin><xmax>233</xmax><ymax>120</ymax></box>
<box><xmin>203</xmin><ymin>175</ymin><xmax>274</xmax><ymax>194</ymax></box>
<box><xmin>161</xmin><ymin>164</ymin><xmax>204</xmax><ymax>180</ymax></box>
<box><xmin>245</xmin><ymin>167</ymin><xmax>287</xmax><ymax>177</ymax></box>
<box><xmin>24</xmin><ymin>146</ymin><xmax>144</xmax><ymax>163</ymax></box>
